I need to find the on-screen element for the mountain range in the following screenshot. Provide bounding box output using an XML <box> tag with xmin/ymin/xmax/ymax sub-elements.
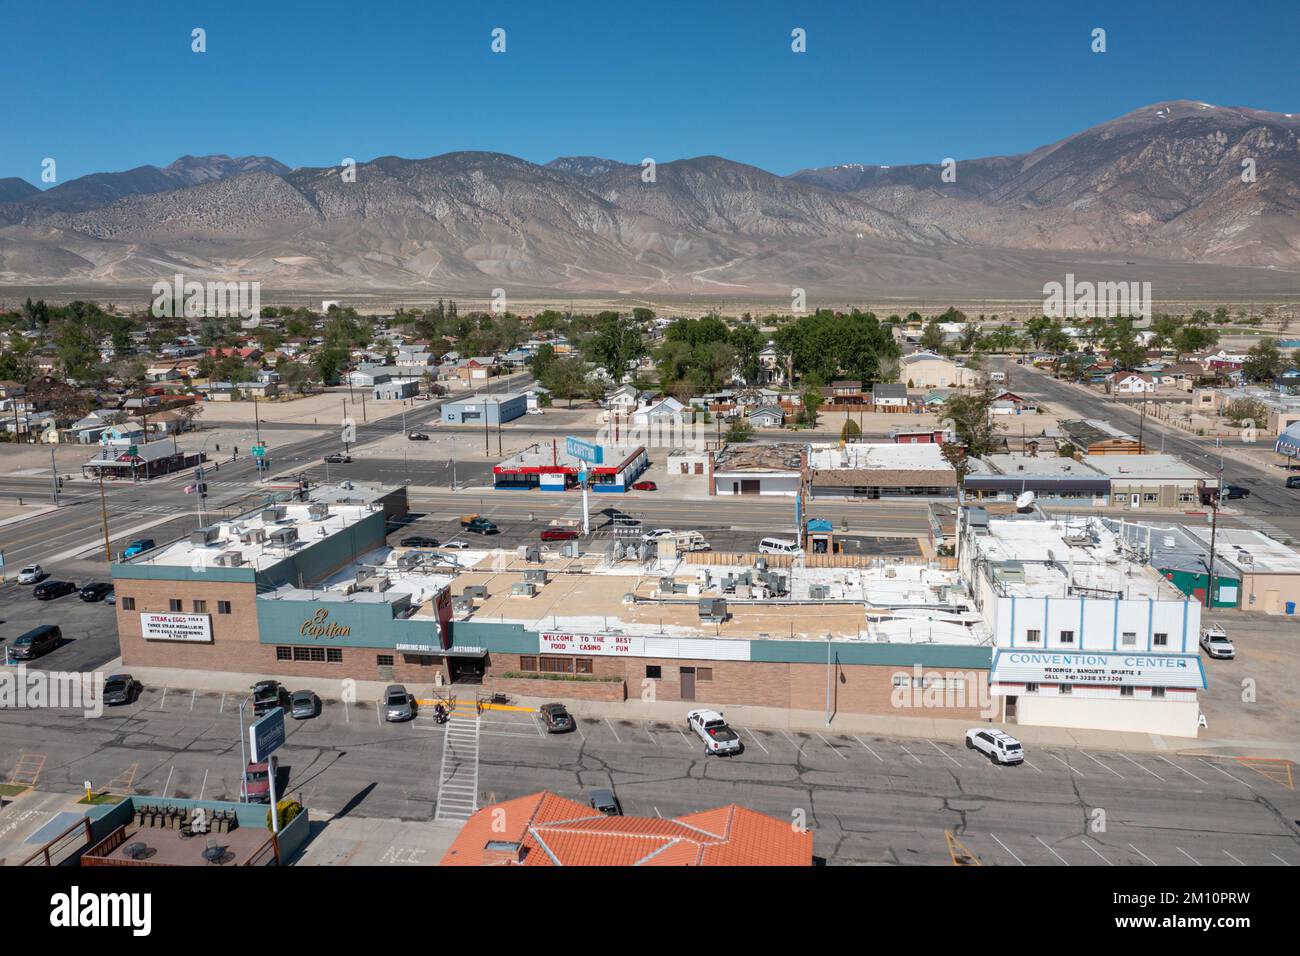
<box><xmin>1</xmin><ymin>102</ymin><xmax>1297</xmax><ymax>301</ymax></box>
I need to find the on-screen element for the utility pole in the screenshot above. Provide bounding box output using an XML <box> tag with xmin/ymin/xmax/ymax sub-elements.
<box><xmin>1206</xmin><ymin>464</ymin><xmax>1222</xmax><ymax>608</ymax></box>
<box><xmin>253</xmin><ymin>393</ymin><xmax>261</xmax><ymax>446</ymax></box>
<box><xmin>483</xmin><ymin>401</ymin><xmax>490</xmax><ymax>456</ymax></box>
<box><xmin>360</xmin><ymin>386</ymin><xmax>368</xmax><ymax>423</ymax></box>
<box><xmin>49</xmin><ymin>445</ymin><xmax>59</xmax><ymax>508</ymax></box>
<box><xmin>99</xmin><ymin>473</ymin><xmax>111</xmax><ymax>562</ymax></box>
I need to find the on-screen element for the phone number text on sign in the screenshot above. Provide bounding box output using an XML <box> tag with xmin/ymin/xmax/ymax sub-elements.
<box><xmin>540</xmin><ymin>632</ymin><xmax>645</xmax><ymax>656</ymax></box>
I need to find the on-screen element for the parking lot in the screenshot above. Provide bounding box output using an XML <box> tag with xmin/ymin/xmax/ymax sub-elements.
<box><xmin>0</xmin><ymin>578</ymin><xmax>119</xmax><ymax>673</ymax></box>
<box><xmin>3</xmin><ymin>684</ymin><xmax>1297</xmax><ymax>865</ymax></box>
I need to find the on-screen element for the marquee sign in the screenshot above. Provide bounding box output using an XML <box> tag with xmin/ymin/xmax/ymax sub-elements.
<box><xmin>540</xmin><ymin>631</ymin><xmax>644</xmax><ymax>656</ymax></box>
<box><xmin>990</xmin><ymin>650</ymin><xmax>1205</xmax><ymax>691</ymax></box>
<box><xmin>141</xmin><ymin>612</ymin><xmax>212</xmax><ymax>643</ymax></box>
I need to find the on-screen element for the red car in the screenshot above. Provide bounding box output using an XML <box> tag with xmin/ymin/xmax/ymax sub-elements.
<box><xmin>540</xmin><ymin>528</ymin><xmax>579</xmax><ymax>542</ymax></box>
<box><xmin>632</xmin><ymin>481</ymin><xmax>658</xmax><ymax>491</ymax></box>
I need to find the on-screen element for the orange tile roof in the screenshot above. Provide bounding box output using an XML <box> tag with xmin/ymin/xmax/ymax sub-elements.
<box><xmin>441</xmin><ymin>791</ymin><xmax>812</xmax><ymax>867</ymax></box>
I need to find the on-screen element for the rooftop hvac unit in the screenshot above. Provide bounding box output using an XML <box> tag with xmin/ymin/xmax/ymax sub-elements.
<box><xmin>215</xmin><ymin>551</ymin><xmax>244</xmax><ymax>567</ymax></box>
<box><xmin>561</xmin><ymin>542</ymin><xmax>579</xmax><ymax>558</ymax></box>
<box><xmin>308</xmin><ymin>502</ymin><xmax>329</xmax><ymax>520</ymax></box>
<box><xmin>734</xmin><ymin>584</ymin><xmax>751</xmax><ymax>599</ymax></box>
<box><xmin>524</xmin><ymin>569</ymin><xmax>548</xmax><ymax>584</ymax></box>
<box><xmin>261</xmin><ymin>506</ymin><xmax>286</xmax><ymax>524</ymax></box>
<box><xmin>463</xmin><ymin>584</ymin><xmax>488</xmax><ymax>599</ymax></box>
<box><xmin>698</xmin><ymin>597</ymin><xmax>728</xmax><ymax>623</ymax></box>
<box><xmin>190</xmin><ymin>526</ymin><xmax>221</xmax><ymax>546</ymax></box>
<box><xmin>755</xmin><ymin>557</ymin><xmax>768</xmax><ymax>572</ymax></box>
<box><xmin>240</xmin><ymin>529</ymin><xmax>266</xmax><ymax>545</ymax></box>
<box><xmin>525</xmin><ymin>546</ymin><xmax>541</xmax><ymax>563</ymax></box>
<box><xmin>268</xmin><ymin>527</ymin><xmax>298</xmax><ymax>547</ymax></box>
<box><xmin>511</xmin><ymin>582</ymin><xmax>537</xmax><ymax>597</ymax></box>
<box><xmin>660</xmin><ymin>576</ymin><xmax>677</xmax><ymax>592</ymax></box>
<box><xmin>1163</xmin><ymin>536</ymin><xmax>1177</xmax><ymax>549</ymax></box>
<box><xmin>1238</xmin><ymin>552</ymin><xmax>1253</xmax><ymax>565</ymax></box>
<box><xmin>809</xmin><ymin>584</ymin><xmax>830</xmax><ymax>600</ymax></box>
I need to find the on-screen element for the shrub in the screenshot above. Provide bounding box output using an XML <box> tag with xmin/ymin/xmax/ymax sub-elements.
<box><xmin>267</xmin><ymin>799</ymin><xmax>302</xmax><ymax>830</ymax></box>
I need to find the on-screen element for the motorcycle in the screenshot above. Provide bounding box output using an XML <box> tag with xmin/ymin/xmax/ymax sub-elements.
<box><xmin>432</xmin><ymin>704</ymin><xmax>449</xmax><ymax>724</ymax></box>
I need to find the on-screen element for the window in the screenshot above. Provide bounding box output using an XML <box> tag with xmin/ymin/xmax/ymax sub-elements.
<box><xmin>1143</xmin><ymin>493</ymin><xmax>1159</xmax><ymax>503</ymax></box>
<box><xmin>1153</xmin><ymin>632</ymin><xmax>1168</xmax><ymax>647</ymax></box>
<box><xmin>1059</xmin><ymin>684</ymin><xmax>1073</xmax><ymax>695</ymax></box>
<box><xmin>1025</xmin><ymin>683</ymin><xmax>1040</xmax><ymax>693</ymax></box>
<box><xmin>1025</xmin><ymin>629</ymin><xmax>1041</xmax><ymax>644</ymax></box>
<box><xmin>217</xmin><ymin>601</ymin><xmax>232</xmax><ymax>615</ymax></box>
<box><xmin>168</xmin><ymin>599</ymin><xmax>182</xmax><ymax>612</ymax></box>
<box><xmin>193</xmin><ymin>600</ymin><xmax>207</xmax><ymax>613</ymax></box>
<box><xmin>520</xmin><ymin>656</ymin><xmax>537</xmax><ymax>672</ymax></box>
<box><xmin>1122</xmin><ymin>631</ymin><xmax>1137</xmax><ymax>647</ymax></box>
<box><xmin>275</xmin><ymin>646</ymin><xmax>292</xmax><ymax>661</ymax></box>
<box><xmin>293</xmin><ymin>646</ymin><xmax>327</xmax><ymax>662</ymax></box>
<box><xmin>646</xmin><ymin>665</ymin><xmax>662</xmax><ymax>679</ymax></box>
<box><xmin>377</xmin><ymin>654</ymin><xmax>394</xmax><ymax>667</ymax></box>
<box><xmin>1151</xmin><ymin>687</ymin><xmax>1166</xmax><ymax>699</ymax></box>
<box><xmin>1119</xmin><ymin>686</ymin><xmax>1134</xmax><ymax>697</ymax></box>
<box><xmin>697</xmin><ymin>668</ymin><xmax>713</xmax><ymax>681</ymax></box>
<box><xmin>574</xmin><ymin>658</ymin><xmax>593</xmax><ymax>675</ymax></box>
<box><xmin>121</xmin><ymin>597</ymin><xmax>136</xmax><ymax>611</ymax></box>
<box><xmin>326</xmin><ymin>648</ymin><xmax>342</xmax><ymax>663</ymax></box>
<box><xmin>892</xmin><ymin>674</ymin><xmax>910</xmax><ymax>688</ymax></box>
<box><xmin>1059</xmin><ymin>630</ymin><xmax>1075</xmax><ymax>644</ymax></box>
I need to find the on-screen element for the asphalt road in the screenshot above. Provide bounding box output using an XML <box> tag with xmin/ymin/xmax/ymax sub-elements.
<box><xmin>3</xmin><ymin>691</ymin><xmax>1297</xmax><ymax>865</ymax></box>
<box><xmin>995</xmin><ymin>357</ymin><xmax>1300</xmax><ymax>540</ymax></box>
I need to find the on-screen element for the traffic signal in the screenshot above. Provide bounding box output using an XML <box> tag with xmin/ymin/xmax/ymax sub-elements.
<box><xmin>198</xmin><ymin>483</ymin><xmax>208</xmax><ymax>496</ymax></box>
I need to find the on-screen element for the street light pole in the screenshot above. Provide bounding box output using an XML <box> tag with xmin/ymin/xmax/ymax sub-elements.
<box><xmin>99</xmin><ymin>474</ymin><xmax>111</xmax><ymax>562</ymax></box>
<box><xmin>49</xmin><ymin>445</ymin><xmax>59</xmax><ymax>508</ymax></box>
<box><xmin>825</xmin><ymin>634</ymin><xmax>833</xmax><ymax>725</ymax></box>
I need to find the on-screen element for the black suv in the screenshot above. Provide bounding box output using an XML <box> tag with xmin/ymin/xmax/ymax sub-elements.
<box><xmin>80</xmin><ymin>582</ymin><xmax>113</xmax><ymax>602</ymax></box>
<box><xmin>251</xmin><ymin>680</ymin><xmax>291</xmax><ymax>716</ymax></box>
<box><xmin>400</xmin><ymin>535</ymin><xmax>440</xmax><ymax>548</ymax></box>
<box><xmin>34</xmin><ymin>580</ymin><xmax>77</xmax><ymax>601</ymax></box>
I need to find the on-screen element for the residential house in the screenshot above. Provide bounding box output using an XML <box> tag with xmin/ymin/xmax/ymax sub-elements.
<box><xmin>871</xmin><ymin>383</ymin><xmax>909</xmax><ymax>410</ymax></box>
<box><xmin>1110</xmin><ymin>371</ymin><xmax>1155</xmax><ymax>394</ymax></box>
<box><xmin>746</xmin><ymin>405</ymin><xmax>785</xmax><ymax>428</ymax></box>
<box><xmin>899</xmin><ymin>351</ymin><xmax>981</xmax><ymax>389</ymax></box>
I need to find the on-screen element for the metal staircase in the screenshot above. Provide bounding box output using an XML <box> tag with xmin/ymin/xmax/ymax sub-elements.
<box><xmin>434</xmin><ymin>705</ymin><xmax>481</xmax><ymax>822</ymax></box>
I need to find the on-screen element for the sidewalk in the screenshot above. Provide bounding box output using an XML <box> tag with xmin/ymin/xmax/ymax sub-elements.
<box><xmin>100</xmin><ymin>659</ymin><xmax>1296</xmax><ymax>760</ymax></box>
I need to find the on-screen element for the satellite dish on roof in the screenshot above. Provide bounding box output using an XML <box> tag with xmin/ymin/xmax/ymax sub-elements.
<box><xmin>1015</xmin><ymin>490</ymin><xmax>1036</xmax><ymax>511</ymax></box>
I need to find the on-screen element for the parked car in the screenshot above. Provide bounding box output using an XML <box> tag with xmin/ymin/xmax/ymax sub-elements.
<box><xmin>290</xmin><ymin>690</ymin><xmax>321</xmax><ymax>719</ymax></box>
<box><xmin>588</xmin><ymin>788</ymin><xmax>622</xmax><ymax>816</ymax></box>
<box><xmin>104</xmin><ymin>589</ymin><xmax>116</xmax><ymax>606</ymax></box>
<box><xmin>80</xmin><ymin>582</ymin><xmax>113</xmax><ymax>602</ymax></box>
<box><xmin>408</xmin><ymin>431</ymin><xmax>430</xmax><ymax>441</ymax></box>
<box><xmin>34</xmin><ymin>580</ymin><xmax>77</xmax><ymax>601</ymax></box>
<box><xmin>102</xmin><ymin>674</ymin><xmax>142</xmax><ymax>706</ymax></box>
<box><xmin>16</xmin><ymin>564</ymin><xmax>47</xmax><ymax>585</ymax></box>
<box><xmin>441</xmin><ymin>540</ymin><xmax>470</xmax><ymax>550</ymax></box>
<box><xmin>539</xmin><ymin>702</ymin><xmax>575</xmax><ymax>733</ymax></box>
<box><xmin>461</xmin><ymin>515</ymin><xmax>499</xmax><ymax>535</ymax></box>
<box><xmin>527</xmin><ymin>408</ymin><xmax>544</xmax><ymax>416</ymax></box>
<box><xmin>540</xmin><ymin>528</ymin><xmax>578</xmax><ymax>542</ymax></box>
<box><xmin>9</xmin><ymin>625</ymin><xmax>61</xmax><ymax>661</ymax></box>
<box><xmin>1199</xmin><ymin>625</ymin><xmax>1235</xmax><ymax>660</ymax></box>
<box><xmin>687</xmin><ymin>708</ymin><xmax>742</xmax><ymax>756</ymax></box>
<box><xmin>123</xmin><ymin>538</ymin><xmax>156</xmax><ymax>559</ymax></box>
<box><xmin>400</xmin><ymin>535</ymin><xmax>440</xmax><ymax>548</ymax></box>
<box><xmin>323</xmin><ymin>453</ymin><xmax>352</xmax><ymax>464</ymax></box>
<box><xmin>631</xmin><ymin>480</ymin><xmax>658</xmax><ymax>491</ymax></box>
<box><xmin>1286</xmin><ymin>475</ymin><xmax>1300</xmax><ymax>490</ymax></box>
<box><xmin>243</xmin><ymin>761</ymin><xmax>272</xmax><ymax>803</ymax></box>
<box><xmin>384</xmin><ymin>684</ymin><xmax>415</xmax><ymax>722</ymax></box>
<box><xmin>758</xmin><ymin>537</ymin><xmax>803</xmax><ymax>556</ymax></box>
<box><xmin>1222</xmin><ymin>484</ymin><xmax>1251</xmax><ymax>500</ymax></box>
<box><xmin>251</xmin><ymin>680</ymin><xmax>291</xmax><ymax>717</ymax></box>
<box><xmin>965</xmin><ymin>728</ymin><xmax>1024</xmax><ymax>765</ymax></box>
<box><xmin>641</xmin><ymin>528</ymin><xmax>675</xmax><ymax>542</ymax></box>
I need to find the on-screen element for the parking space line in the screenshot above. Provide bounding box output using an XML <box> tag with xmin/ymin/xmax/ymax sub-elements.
<box><xmin>1156</xmin><ymin>755</ymin><xmax>1206</xmax><ymax>784</ymax></box>
<box><xmin>1269</xmin><ymin>853</ymin><xmax>1291</xmax><ymax>866</ymax></box>
<box><xmin>646</xmin><ymin>726</ymin><xmax>659</xmax><ymax>746</ymax></box>
<box><xmin>604</xmin><ymin>719</ymin><xmax>622</xmax><ymax>744</ymax></box>
<box><xmin>158</xmin><ymin>688</ymin><xmax>168</xmax><ymax>710</ymax></box>
<box><xmin>928</xmin><ymin>740</ymin><xmax>961</xmax><ymax>768</ymax></box>
<box><xmin>1045</xmin><ymin>751</ymin><xmax>1084</xmax><ymax>775</ymax></box>
<box><xmin>573</xmin><ymin>719</ymin><xmax>585</xmax><ymax>741</ymax></box>
<box><xmin>1081</xmin><ymin>839</ymin><xmax>1114</xmax><ymax>866</ymax></box>
<box><xmin>532</xmin><ymin>714</ymin><xmax>545</xmax><ymax>738</ymax></box>
<box><xmin>1117</xmin><ymin>753</ymin><xmax>1164</xmax><ymax>781</ymax></box>
<box><xmin>1177</xmin><ymin>847</ymin><xmax>1202</xmax><ymax>866</ymax></box>
<box><xmin>1080</xmin><ymin>751</ymin><xmax>1124</xmax><ymax>778</ymax></box>
<box><xmin>675</xmin><ymin>730</ymin><xmax>691</xmax><ymax>749</ymax></box>
<box><xmin>1129</xmin><ymin>843</ymin><xmax>1159</xmax><ymax>866</ymax></box>
<box><xmin>343</xmin><ymin>699</ymin><xmax>350</xmax><ymax>723</ymax></box>
<box><xmin>219</xmin><ymin>693</ymin><xmax>226</xmax><ymax>714</ymax></box>
<box><xmin>162</xmin><ymin>766</ymin><xmax>174</xmax><ymax>798</ymax></box>
<box><xmin>780</xmin><ymin>731</ymin><xmax>804</xmax><ymax>754</ymax></box>
<box><xmin>1035</xmin><ymin>836</ymin><xmax>1071</xmax><ymax>866</ymax></box>
<box><xmin>1223</xmin><ymin>849</ymin><xmax>1247</xmax><ymax>866</ymax></box>
<box><xmin>377</xmin><ymin>703</ymin><xmax>383</xmax><ymax>727</ymax></box>
<box><xmin>817</xmin><ymin>734</ymin><xmax>848</xmax><ymax>760</ymax></box>
<box><xmin>190</xmin><ymin>689</ymin><xmax>196</xmax><ymax>711</ymax></box>
<box><xmin>853</xmin><ymin>736</ymin><xmax>883</xmax><ymax>762</ymax></box>
<box><xmin>1198</xmin><ymin>758</ymin><xmax>1253</xmax><ymax>789</ymax></box>
<box><xmin>1021</xmin><ymin>759</ymin><xmax>1044</xmax><ymax>774</ymax></box>
<box><xmin>198</xmin><ymin>769</ymin><xmax>209</xmax><ymax>801</ymax></box>
<box><xmin>899</xmin><ymin>745</ymin><xmax>923</xmax><ymax>765</ymax></box>
<box><xmin>742</xmin><ymin>729</ymin><xmax>768</xmax><ymax>754</ymax></box>
<box><xmin>989</xmin><ymin>833</ymin><xmax>1025</xmax><ymax>866</ymax></box>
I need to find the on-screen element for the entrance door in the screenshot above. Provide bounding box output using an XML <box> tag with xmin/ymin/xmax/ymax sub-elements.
<box><xmin>740</xmin><ymin>480</ymin><xmax>761</xmax><ymax>495</ymax></box>
<box><xmin>449</xmin><ymin>658</ymin><xmax>485</xmax><ymax>684</ymax></box>
<box><xmin>1005</xmin><ymin>695</ymin><xmax>1018</xmax><ymax>720</ymax></box>
<box><xmin>680</xmin><ymin>667</ymin><xmax>696</xmax><ymax>701</ymax></box>
<box><xmin>1264</xmin><ymin>590</ymin><xmax>1281</xmax><ymax>614</ymax></box>
<box><xmin>1130</xmin><ymin>493</ymin><xmax>1140</xmax><ymax>509</ymax></box>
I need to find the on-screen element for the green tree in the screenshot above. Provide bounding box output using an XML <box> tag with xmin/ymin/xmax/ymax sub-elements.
<box><xmin>729</xmin><ymin>324</ymin><xmax>766</xmax><ymax>383</ymax></box>
<box><xmin>942</xmin><ymin>386</ymin><xmax>1003</xmax><ymax>460</ymax></box>
<box><xmin>1242</xmin><ymin>338</ymin><xmax>1283</xmax><ymax>382</ymax></box>
<box><xmin>840</xmin><ymin>418</ymin><xmax>862</xmax><ymax>442</ymax></box>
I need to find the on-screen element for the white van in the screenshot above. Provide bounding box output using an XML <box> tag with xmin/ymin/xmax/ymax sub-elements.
<box><xmin>758</xmin><ymin>537</ymin><xmax>803</xmax><ymax>556</ymax></box>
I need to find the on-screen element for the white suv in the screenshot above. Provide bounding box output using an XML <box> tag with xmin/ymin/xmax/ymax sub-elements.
<box><xmin>687</xmin><ymin>709</ymin><xmax>742</xmax><ymax>756</ymax></box>
<box><xmin>965</xmin><ymin>728</ymin><xmax>1024</xmax><ymax>765</ymax></box>
<box><xmin>641</xmin><ymin>528</ymin><xmax>675</xmax><ymax>542</ymax></box>
<box><xmin>17</xmin><ymin>564</ymin><xmax>46</xmax><ymax>585</ymax></box>
<box><xmin>1199</xmin><ymin>626</ymin><xmax>1235</xmax><ymax>660</ymax></box>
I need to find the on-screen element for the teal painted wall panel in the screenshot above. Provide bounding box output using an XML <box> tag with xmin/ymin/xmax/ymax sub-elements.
<box><xmin>451</xmin><ymin>621</ymin><xmax>540</xmax><ymax>654</ymax></box>
<box><xmin>257</xmin><ymin>594</ymin><xmax>441</xmax><ymax>648</ymax></box>
<box><xmin>751</xmin><ymin>639</ymin><xmax>992</xmax><ymax>669</ymax></box>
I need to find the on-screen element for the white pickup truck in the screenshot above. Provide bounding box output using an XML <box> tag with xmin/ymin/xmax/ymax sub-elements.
<box><xmin>1199</xmin><ymin>625</ymin><xmax>1235</xmax><ymax>660</ymax></box>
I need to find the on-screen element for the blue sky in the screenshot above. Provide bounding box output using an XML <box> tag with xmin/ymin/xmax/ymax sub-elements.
<box><xmin>5</xmin><ymin>0</ymin><xmax>1298</xmax><ymax>185</ymax></box>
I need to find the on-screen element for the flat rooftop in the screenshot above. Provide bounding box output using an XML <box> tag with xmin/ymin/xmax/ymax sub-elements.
<box><xmin>983</xmin><ymin>454</ymin><xmax>1105</xmax><ymax>478</ymax></box>
<box><xmin>810</xmin><ymin>442</ymin><xmax>952</xmax><ymax>472</ymax></box>
<box><xmin>1184</xmin><ymin>528</ymin><xmax>1300</xmax><ymax>574</ymax></box>
<box><xmin>970</xmin><ymin>515</ymin><xmax>1185</xmax><ymax>601</ymax></box>
<box><xmin>496</xmin><ymin>442</ymin><xmax>645</xmax><ymax>471</ymax></box>
<box><xmin>1083</xmin><ymin>454</ymin><xmax>1211</xmax><ymax>481</ymax></box>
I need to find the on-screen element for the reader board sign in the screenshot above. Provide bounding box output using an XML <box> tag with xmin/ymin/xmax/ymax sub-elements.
<box><xmin>540</xmin><ymin>631</ymin><xmax>644</xmax><ymax>656</ymax></box>
<box><xmin>989</xmin><ymin>650</ymin><xmax>1205</xmax><ymax>691</ymax></box>
<box><xmin>565</xmin><ymin>436</ymin><xmax>603</xmax><ymax>465</ymax></box>
<box><xmin>249</xmin><ymin>708</ymin><xmax>285</xmax><ymax>763</ymax></box>
<box><xmin>140</xmin><ymin>612</ymin><xmax>213</xmax><ymax>643</ymax></box>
